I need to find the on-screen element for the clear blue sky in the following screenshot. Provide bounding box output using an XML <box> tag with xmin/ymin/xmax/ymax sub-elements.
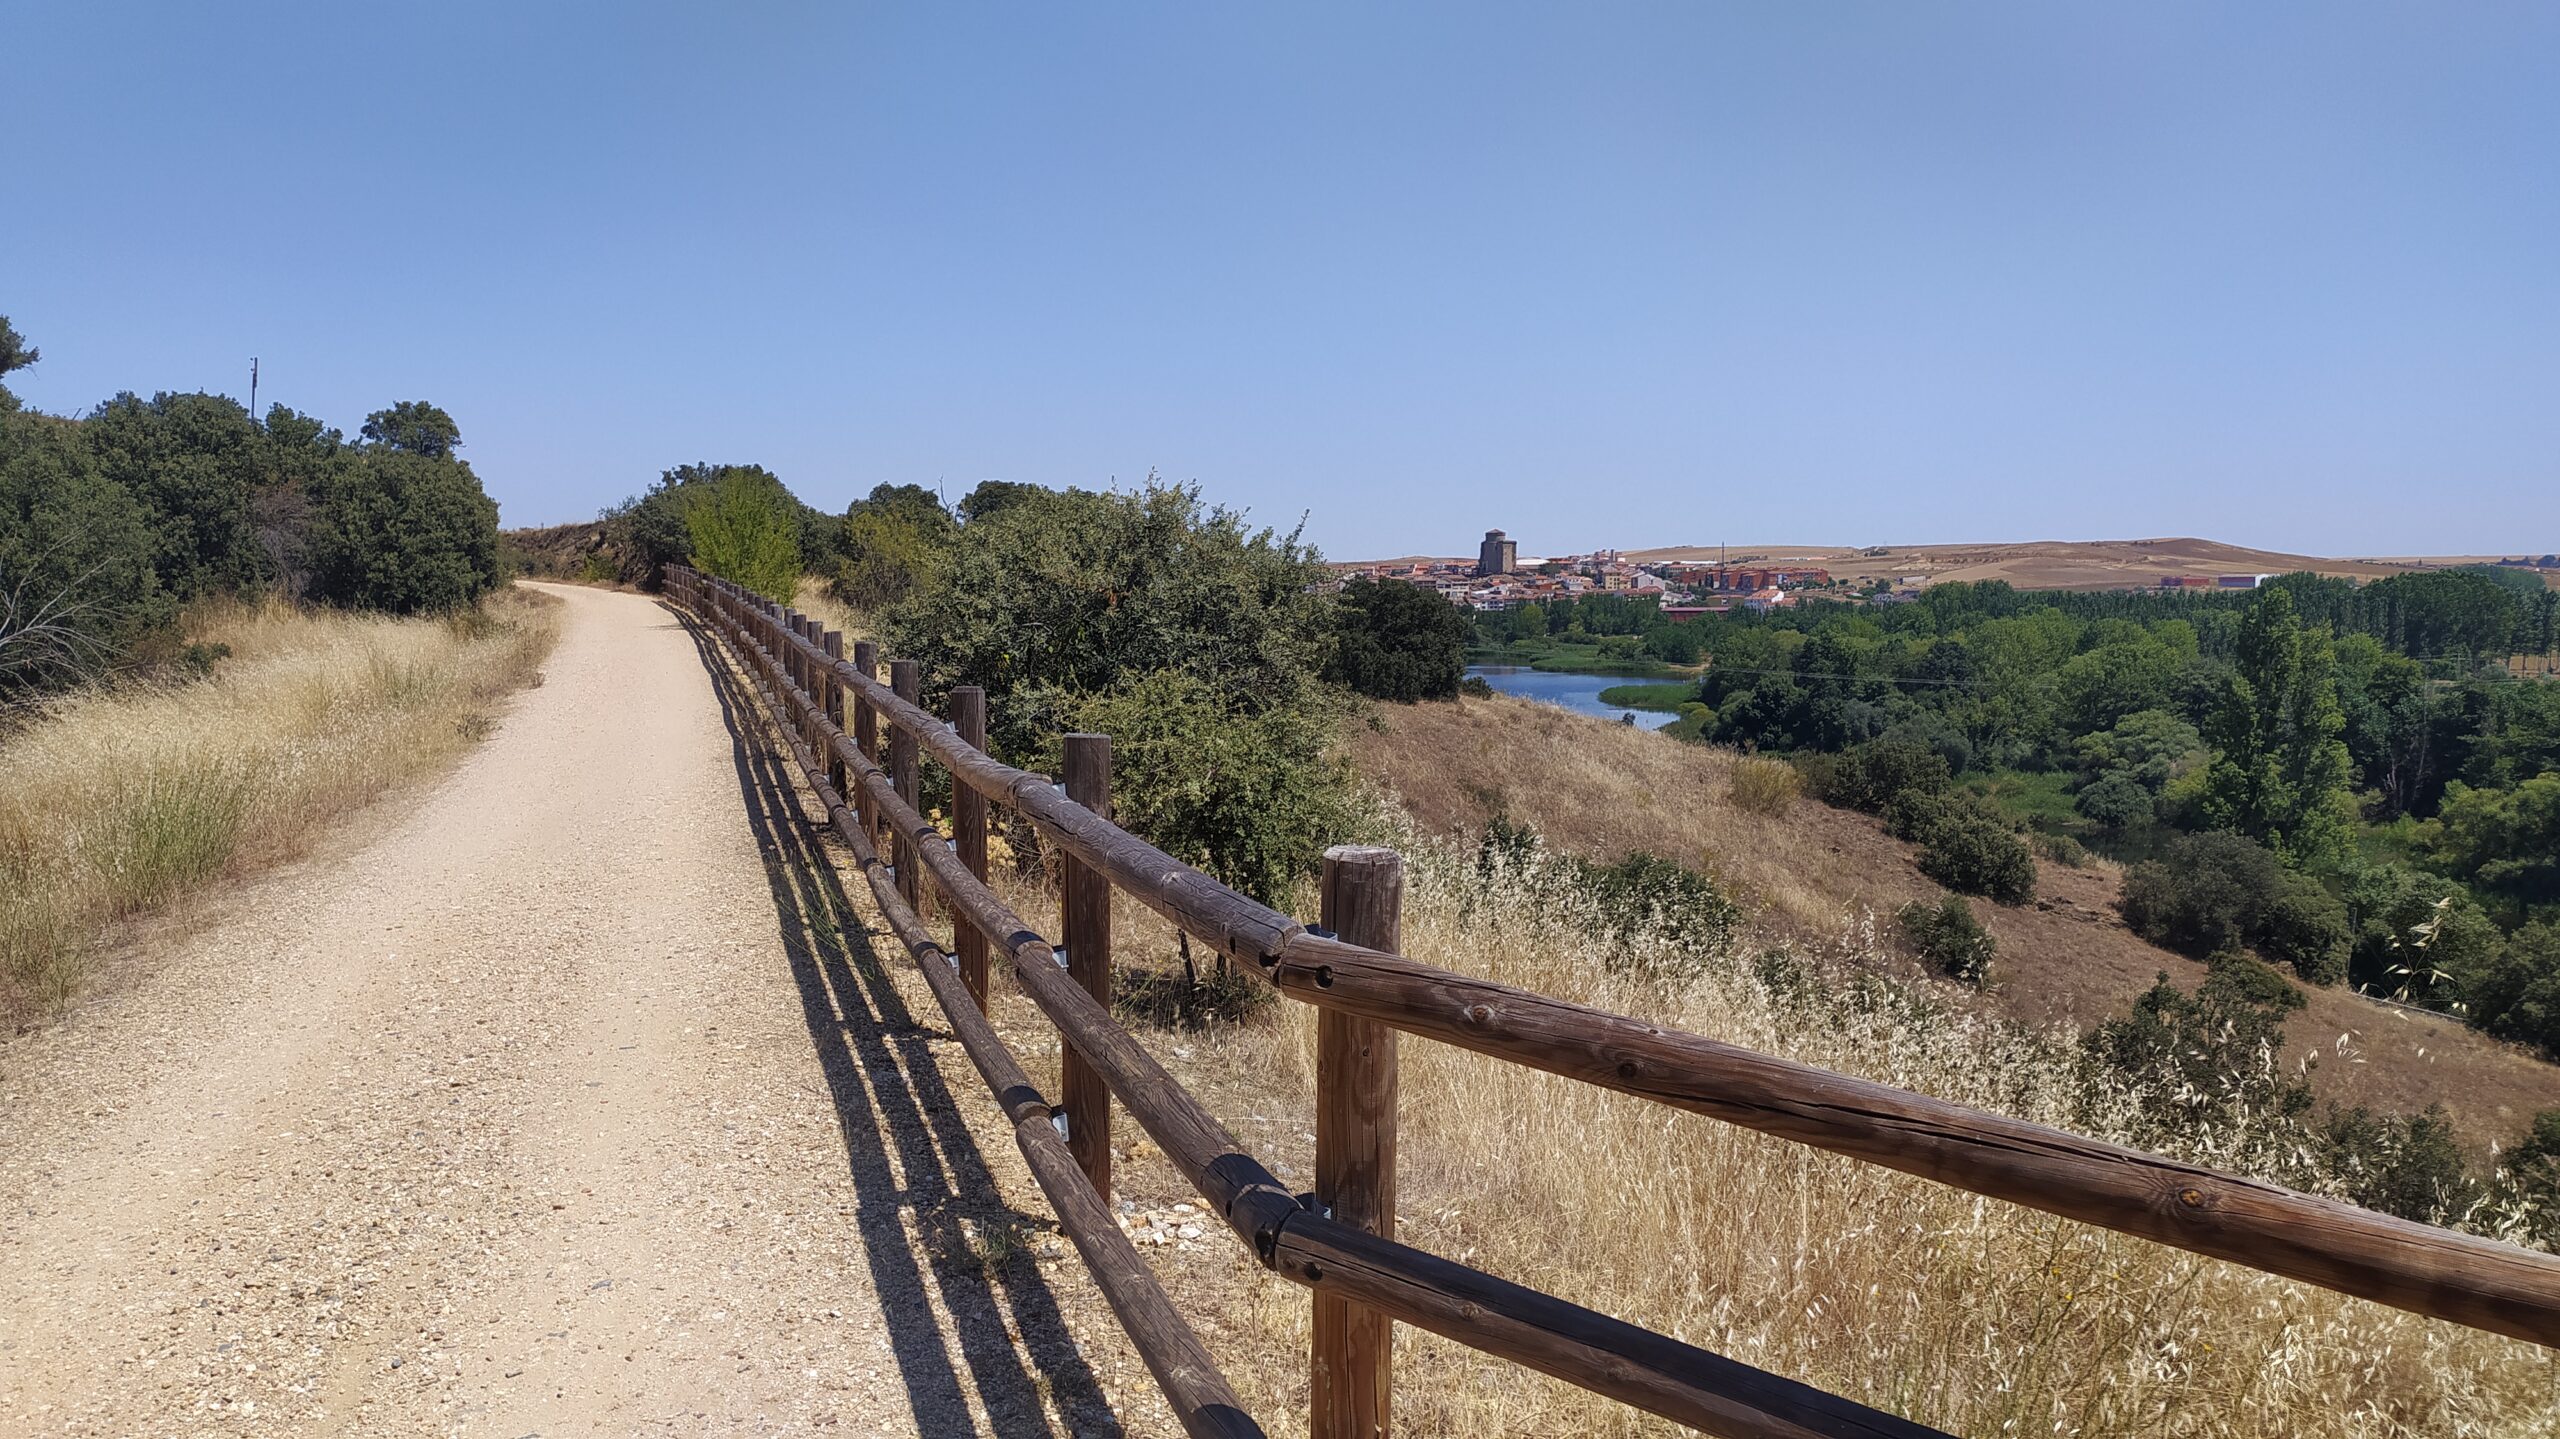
<box><xmin>9</xmin><ymin>3</ymin><xmax>2556</xmax><ymax>559</ymax></box>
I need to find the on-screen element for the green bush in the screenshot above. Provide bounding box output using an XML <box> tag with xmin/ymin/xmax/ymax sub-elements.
<box><xmin>2319</xmin><ymin>1105</ymin><xmax>2479</xmax><ymax>1225</ymax></box>
<box><xmin>886</xmin><ymin>479</ymin><xmax>1333</xmax><ymax>765</ymax></box>
<box><xmin>1898</xmin><ymin>894</ymin><xmax>1995</xmax><ymax>984</ymax></box>
<box><xmin>308</xmin><ymin>449</ymin><xmax>501</xmax><ymax>614</ymax></box>
<box><xmin>832</xmin><ymin>483</ymin><xmax>953</xmax><ymax>611</ymax></box>
<box><xmin>1567</xmin><ymin>850</ymin><xmax>1740</xmax><ymax>965</ymax></box>
<box><xmin>2263</xmin><ymin>883</ymin><xmax>2354</xmax><ymax>985</ymax></box>
<box><xmin>1916</xmin><ymin>810</ymin><xmax>2038</xmax><ymax>905</ymax></box>
<box><xmin>2119</xmin><ymin>830</ymin><xmax>2349</xmax><ymax>983</ymax></box>
<box><xmin>0</xmin><ymin>411</ymin><xmax>169</xmax><ymax>700</ymax></box>
<box><xmin>2466</xmin><ymin>921</ymin><xmax>2560</xmax><ymax>1056</ymax></box>
<box><xmin>2075</xmin><ymin>771</ymin><xmax>2155</xmax><ymax>828</ymax></box>
<box><xmin>1060</xmin><ymin>668</ymin><xmax>1348</xmax><ymax>910</ymax></box>
<box><xmin>2031</xmin><ymin>831</ymin><xmax>2089</xmax><ymax>867</ymax></box>
<box><xmin>2087</xmin><ymin>956</ymin><xmax>2313</xmax><ymax>1135</ymax></box>
<box><xmin>1805</xmin><ymin>738</ymin><xmax>1950</xmax><ymax>815</ymax></box>
<box><xmin>1329</xmin><ymin>575</ymin><xmax>1469</xmax><ymax>702</ymax></box>
<box><xmin>683</xmin><ymin>466</ymin><xmax>801</xmax><ymax>602</ymax></box>
<box><xmin>1887</xmin><ymin>791</ymin><xmax>2036</xmax><ymax>904</ymax></box>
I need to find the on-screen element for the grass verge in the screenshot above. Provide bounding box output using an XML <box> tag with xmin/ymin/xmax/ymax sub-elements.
<box><xmin>0</xmin><ymin>587</ymin><xmax>560</xmax><ymax>1017</ymax></box>
<box><xmin>1095</xmin><ymin>817</ymin><xmax>2560</xmax><ymax>1435</ymax></box>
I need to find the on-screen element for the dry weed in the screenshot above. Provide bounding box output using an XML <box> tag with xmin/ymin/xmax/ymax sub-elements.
<box><xmin>1101</xmin><ymin>818</ymin><xmax>2560</xmax><ymax>1436</ymax></box>
<box><xmin>0</xmin><ymin>588</ymin><xmax>559</xmax><ymax>1014</ymax></box>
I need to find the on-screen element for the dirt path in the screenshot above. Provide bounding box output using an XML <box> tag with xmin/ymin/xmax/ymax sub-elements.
<box><xmin>0</xmin><ymin>584</ymin><xmax>1130</xmax><ymax>1437</ymax></box>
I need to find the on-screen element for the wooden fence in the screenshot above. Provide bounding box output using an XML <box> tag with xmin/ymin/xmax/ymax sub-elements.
<box><xmin>665</xmin><ymin>566</ymin><xmax>2560</xmax><ymax>1439</ymax></box>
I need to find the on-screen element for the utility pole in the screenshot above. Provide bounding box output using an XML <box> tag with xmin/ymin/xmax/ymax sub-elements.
<box><xmin>249</xmin><ymin>357</ymin><xmax>259</xmax><ymax>418</ymax></box>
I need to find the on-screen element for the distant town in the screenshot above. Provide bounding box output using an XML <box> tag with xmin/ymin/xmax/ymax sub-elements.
<box><xmin>1337</xmin><ymin>529</ymin><xmax>2560</xmax><ymax>618</ymax></box>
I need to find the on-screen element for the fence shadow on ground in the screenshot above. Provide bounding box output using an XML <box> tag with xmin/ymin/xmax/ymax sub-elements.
<box><xmin>676</xmin><ymin>608</ymin><xmax>1119</xmax><ymax>1438</ymax></box>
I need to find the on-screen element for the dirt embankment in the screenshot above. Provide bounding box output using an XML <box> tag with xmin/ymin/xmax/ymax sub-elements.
<box><xmin>1344</xmin><ymin>693</ymin><xmax>2560</xmax><ymax>1145</ymax></box>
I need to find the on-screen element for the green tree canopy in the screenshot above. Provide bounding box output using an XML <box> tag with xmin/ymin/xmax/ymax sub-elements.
<box><xmin>682</xmin><ymin>465</ymin><xmax>803</xmax><ymax>602</ymax></box>
<box><xmin>1328</xmin><ymin>575</ymin><xmax>1468</xmax><ymax>702</ymax></box>
<box><xmin>359</xmin><ymin>400</ymin><xmax>463</xmax><ymax>459</ymax></box>
<box><xmin>885</xmin><ymin>479</ymin><xmax>1333</xmax><ymax>763</ymax></box>
<box><xmin>0</xmin><ymin>315</ymin><xmax>37</xmax><ymax>413</ymax></box>
<box><xmin>0</xmin><ymin>410</ymin><xmax>167</xmax><ymax>699</ymax></box>
<box><xmin>84</xmin><ymin>391</ymin><xmax>272</xmax><ymax>601</ymax></box>
<box><xmin>306</xmin><ymin>448</ymin><xmax>501</xmax><ymax>613</ymax></box>
<box><xmin>2200</xmin><ymin>586</ymin><xmax>2353</xmax><ymax>865</ymax></box>
<box><xmin>832</xmin><ymin>483</ymin><xmax>955</xmax><ymax>611</ymax></box>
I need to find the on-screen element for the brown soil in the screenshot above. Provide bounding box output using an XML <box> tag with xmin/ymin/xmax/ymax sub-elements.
<box><xmin>1343</xmin><ymin>693</ymin><xmax>2560</xmax><ymax>1147</ymax></box>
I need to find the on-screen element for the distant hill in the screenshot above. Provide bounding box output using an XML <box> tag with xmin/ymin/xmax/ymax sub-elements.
<box><xmin>1347</xmin><ymin>536</ymin><xmax>2551</xmax><ymax>591</ymax></box>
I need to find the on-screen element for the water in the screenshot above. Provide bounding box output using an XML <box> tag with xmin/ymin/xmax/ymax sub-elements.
<box><xmin>1466</xmin><ymin>665</ymin><xmax>1681</xmax><ymax>731</ymax></box>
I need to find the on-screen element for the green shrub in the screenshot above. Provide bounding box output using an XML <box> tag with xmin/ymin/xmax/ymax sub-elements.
<box><xmin>2075</xmin><ymin>771</ymin><xmax>2155</xmax><ymax>828</ymax></box>
<box><xmin>1459</xmin><ymin>674</ymin><xmax>1495</xmax><ymax>699</ymax></box>
<box><xmin>2120</xmin><ymin>830</ymin><xmax>2349</xmax><ymax>983</ymax></box>
<box><xmin>2320</xmin><ymin>1105</ymin><xmax>2479</xmax><ymax>1225</ymax></box>
<box><xmin>1888</xmin><ymin>791</ymin><xmax>2036</xmax><ymax>904</ymax></box>
<box><xmin>1726</xmin><ymin>758</ymin><xmax>1801</xmax><ymax>815</ymax></box>
<box><xmin>308</xmin><ymin>449</ymin><xmax>501</xmax><ymax>614</ymax></box>
<box><xmin>1060</xmin><ymin>668</ymin><xmax>1348</xmax><ymax>910</ymax></box>
<box><xmin>1806</xmin><ymin>738</ymin><xmax>1950</xmax><ymax>814</ymax></box>
<box><xmin>1916</xmin><ymin>811</ymin><xmax>2037</xmax><ymax>905</ymax></box>
<box><xmin>683</xmin><ymin>466</ymin><xmax>802</xmax><ymax>602</ymax></box>
<box><xmin>1329</xmin><ymin>575</ymin><xmax>1469</xmax><ymax>702</ymax></box>
<box><xmin>1567</xmin><ymin>850</ymin><xmax>1741</xmax><ymax>965</ymax></box>
<box><xmin>2087</xmin><ymin>956</ymin><xmax>2312</xmax><ymax>1136</ymax></box>
<box><xmin>2263</xmin><ymin>883</ymin><xmax>2354</xmax><ymax>985</ymax></box>
<box><xmin>1898</xmin><ymin>894</ymin><xmax>1995</xmax><ymax>984</ymax></box>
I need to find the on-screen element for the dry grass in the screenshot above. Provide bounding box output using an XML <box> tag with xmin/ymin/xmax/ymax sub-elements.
<box><xmin>0</xmin><ymin>587</ymin><xmax>560</xmax><ymax>1016</ymax></box>
<box><xmin>752</xmin><ymin>654</ymin><xmax>2560</xmax><ymax>1433</ymax></box>
<box><xmin>1064</xmin><ymin>822</ymin><xmax>2560</xmax><ymax>1436</ymax></box>
<box><xmin>1345</xmin><ymin>694</ymin><xmax>2560</xmax><ymax>1146</ymax></box>
<box><xmin>792</xmin><ymin>578</ymin><xmax>877</xmax><ymax>647</ymax></box>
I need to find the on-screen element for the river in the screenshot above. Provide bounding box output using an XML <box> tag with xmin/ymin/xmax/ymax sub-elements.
<box><xmin>1465</xmin><ymin>665</ymin><xmax>1680</xmax><ymax>731</ymax></box>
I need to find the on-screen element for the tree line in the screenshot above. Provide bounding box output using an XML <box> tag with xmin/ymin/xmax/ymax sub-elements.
<box><xmin>1538</xmin><ymin>572</ymin><xmax>2560</xmax><ymax>1060</ymax></box>
<box><xmin>0</xmin><ymin>315</ymin><xmax>503</xmax><ymax>705</ymax></box>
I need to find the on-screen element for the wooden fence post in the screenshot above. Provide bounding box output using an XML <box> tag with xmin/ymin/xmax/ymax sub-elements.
<box><xmin>1313</xmin><ymin>844</ymin><xmax>1405</xmax><ymax>1439</ymax></box>
<box><xmin>1061</xmin><ymin>733</ymin><xmax>1114</xmax><ymax>1198</ymax></box>
<box><xmin>951</xmin><ymin>685</ymin><xmax>991</xmax><ymax>1010</ymax></box>
<box><xmin>797</xmin><ymin>617</ymin><xmax>822</xmax><ymax>771</ymax></box>
<box><xmin>852</xmin><ymin>641</ymin><xmax>879</xmax><ymax>843</ymax></box>
<box><xmin>889</xmin><ymin>660</ymin><xmax>921</xmax><ymax>908</ymax></box>
<box><xmin>823</xmin><ymin>631</ymin><xmax>846</xmax><ymax>797</ymax></box>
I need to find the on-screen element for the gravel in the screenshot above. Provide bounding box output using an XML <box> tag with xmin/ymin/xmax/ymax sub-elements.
<box><xmin>0</xmin><ymin>584</ymin><xmax>1130</xmax><ymax>1437</ymax></box>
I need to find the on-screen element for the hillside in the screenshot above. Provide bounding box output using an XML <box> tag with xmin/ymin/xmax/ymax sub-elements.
<box><xmin>1359</xmin><ymin>536</ymin><xmax>2552</xmax><ymax>591</ymax></box>
<box><xmin>1624</xmin><ymin>537</ymin><xmax>2450</xmax><ymax>589</ymax></box>
<box><xmin>1343</xmin><ymin>692</ymin><xmax>2560</xmax><ymax>1145</ymax></box>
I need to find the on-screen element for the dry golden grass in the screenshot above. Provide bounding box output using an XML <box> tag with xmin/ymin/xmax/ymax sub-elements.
<box><xmin>1076</xmin><ymin>826</ymin><xmax>2560</xmax><ymax>1437</ymax></box>
<box><xmin>792</xmin><ymin>578</ymin><xmax>878</xmax><ymax>647</ymax></box>
<box><xmin>0</xmin><ymin>587</ymin><xmax>559</xmax><ymax>1015</ymax></box>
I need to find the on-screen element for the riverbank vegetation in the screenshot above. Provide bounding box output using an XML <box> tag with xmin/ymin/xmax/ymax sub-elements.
<box><xmin>1493</xmin><ymin>574</ymin><xmax>2560</xmax><ymax>1065</ymax></box>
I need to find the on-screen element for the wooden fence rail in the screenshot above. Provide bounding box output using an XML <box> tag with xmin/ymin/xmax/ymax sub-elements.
<box><xmin>665</xmin><ymin>567</ymin><xmax>2560</xmax><ymax>1439</ymax></box>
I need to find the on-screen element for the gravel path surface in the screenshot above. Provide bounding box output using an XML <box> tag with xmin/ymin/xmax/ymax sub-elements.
<box><xmin>0</xmin><ymin>584</ymin><xmax>1129</xmax><ymax>1437</ymax></box>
